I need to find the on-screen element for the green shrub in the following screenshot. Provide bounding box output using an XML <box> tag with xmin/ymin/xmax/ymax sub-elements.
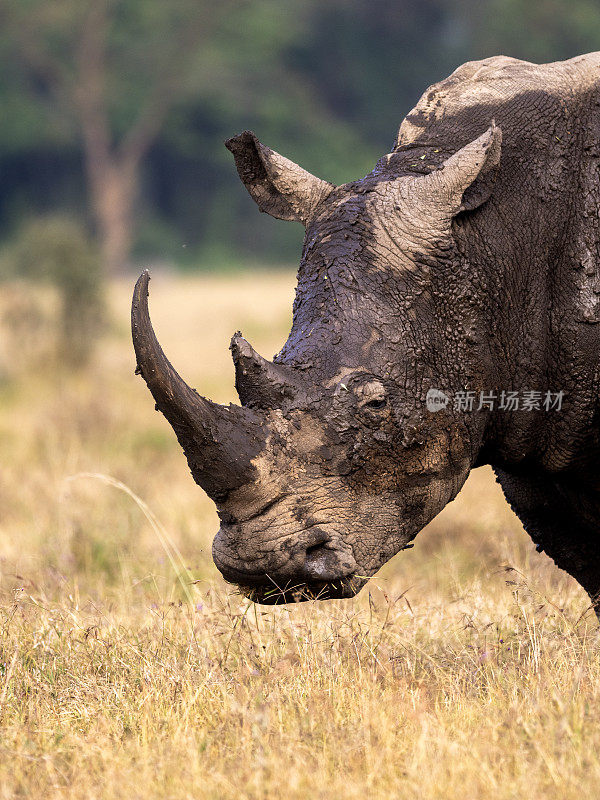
<box><xmin>3</xmin><ymin>216</ymin><xmax>105</xmax><ymax>368</ymax></box>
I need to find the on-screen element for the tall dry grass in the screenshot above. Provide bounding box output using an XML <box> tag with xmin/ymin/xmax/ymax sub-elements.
<box><xmin>0</xmin><ymin>270</ymin><xmax>597</xmax><ymax>799</ymax></box>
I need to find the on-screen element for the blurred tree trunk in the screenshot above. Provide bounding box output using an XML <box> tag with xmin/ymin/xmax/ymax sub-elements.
<box><xmin>87</xmin><ymin>163</ymin><xmax>136</xmax><ymax>276</ymax></box>
<box><xmin>75</xmin><ymin>2</ymin><xmax>192</xmax><ymax>274</ymax></box>
<box><xmin>75</xmin><ymin>2</ymin><xmax>138</xmax><ymax>274</ymax></box>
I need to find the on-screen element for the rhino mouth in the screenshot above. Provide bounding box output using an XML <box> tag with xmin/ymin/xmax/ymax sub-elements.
<box><xmin>236</xmin><ymin>574</ymin><xmax>365</xmax><ymax>605</ymax></box>
<box><xmin>213</xmin><ymin>518</ymin><xmax>362</xmax><ymax>605</ymax></box>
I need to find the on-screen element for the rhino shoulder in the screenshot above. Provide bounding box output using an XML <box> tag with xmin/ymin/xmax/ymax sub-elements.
<box><xmin>396</xmin><ymin>52</ymin><xmax>600</xmax><ymax>150</ymax></box>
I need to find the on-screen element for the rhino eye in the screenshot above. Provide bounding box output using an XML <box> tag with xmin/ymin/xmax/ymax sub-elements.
<box><xmin>364</xmin><ymin>398</ymin><xmax>387</xmax><ymax>410</ymax></box>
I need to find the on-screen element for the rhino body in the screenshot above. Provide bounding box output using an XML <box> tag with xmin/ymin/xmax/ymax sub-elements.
<box><xmin>133</xmin><ymin>53</ymin><xmax>600</xmax><ymax>610</ymax></box>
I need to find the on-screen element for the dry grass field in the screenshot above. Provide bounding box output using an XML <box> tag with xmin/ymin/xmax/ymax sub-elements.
<box><xmin>1</xmin><ymin>270</ymin><xmax>599</xmax><ymax>799</ymax></box>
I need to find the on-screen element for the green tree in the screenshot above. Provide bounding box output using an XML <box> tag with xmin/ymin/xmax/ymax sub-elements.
<box><xmin>1</xmin><ymin>0</ymin><xmax>234</xmax><ymax>273</ymax></box>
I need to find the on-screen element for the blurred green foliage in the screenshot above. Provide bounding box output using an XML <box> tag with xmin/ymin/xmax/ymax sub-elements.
<box><xmin>2</xmin><ymin>216</ymin><xmax>104</xmax><ymax>367</ymax></box>
<box><xmin>1</xmin><ymin>0</ymin><xmax>600</xmax><ymax>267</ymax></box>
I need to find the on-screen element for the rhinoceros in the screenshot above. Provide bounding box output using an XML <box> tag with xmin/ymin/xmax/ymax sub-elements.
<box><xmin>132</xmin><ymin>52</ymin><xmax>600</xmax><ymax>610</ymax></box>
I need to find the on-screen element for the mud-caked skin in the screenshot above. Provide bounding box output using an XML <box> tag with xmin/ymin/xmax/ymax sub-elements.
<box><xmin>133</xmin><ymin>53</ymin><xmax>600</xmax><ymax>609</ymax></box>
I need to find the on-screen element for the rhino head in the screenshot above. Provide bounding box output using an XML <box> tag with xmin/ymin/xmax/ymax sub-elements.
<box><xmin>132</xmin><ymin>123</ymin><xmax>502</xmax><ymax>604</ymax></box>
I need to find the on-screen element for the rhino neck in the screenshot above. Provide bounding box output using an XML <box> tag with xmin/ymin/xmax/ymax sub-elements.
<box><xmin>452</xmin><ymin>173</ymin><xmax>600</xmax><ymax>475</ymax></box>
<box><xmin>393</xmin><ymin>60</ymin><xmax>600</xmax><ymax>474</ymax></box>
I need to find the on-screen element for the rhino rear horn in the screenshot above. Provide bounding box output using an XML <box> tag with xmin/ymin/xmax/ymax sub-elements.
<box><xmin>132</xmin><ymin>271</ymin><xmax>267</xmax><ymax>500</ymax></box>
<box><xmin>230</xmin><ymin>332</ymin><xmax>302</xmax><ymax>409</ymax></box>
<box><xmin>225</xmin><ymin>131</ymin><xmax>334</xmax><ymax>225</ymax></box>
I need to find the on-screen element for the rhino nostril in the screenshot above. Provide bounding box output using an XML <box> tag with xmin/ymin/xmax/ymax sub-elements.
<box><xmin>302</xmin><ymin>542</ymin><xmax>331</xmax><ymax>579</ymax></box>
<box><xmin>301</xmin><ymin>539</ymin><xmax>355</xmax><ymax>582</ymax></box>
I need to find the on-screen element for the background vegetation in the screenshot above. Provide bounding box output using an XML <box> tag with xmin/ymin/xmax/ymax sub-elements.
<box><xmin>2</xmin><ymin>0</ymin><xmax>600</xmax><ymax>271</ymax></box>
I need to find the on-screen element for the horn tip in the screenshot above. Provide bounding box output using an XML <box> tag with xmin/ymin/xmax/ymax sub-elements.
<box><xmin>224</xmin><ymin>131</ymin><xmax>259</xmax><ymax>153</ymax></box>
<box><xmin>132</xmin><ymin>270</ymin><xmax>153</xmax><ymax>363</ymax></box>
<box><xmin>230</xmin><ymin>331</ymin><xmax>252</xmax><ymax>358</ymax></box>
<box><xmin>134</xmin><ymin>269</ymin><xmax>151</xmax><ymax>297</ymax></box>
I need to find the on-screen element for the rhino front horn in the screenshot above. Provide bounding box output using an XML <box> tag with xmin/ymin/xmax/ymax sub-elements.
<box><xmin>131</xmin><ymin>271</ymin><xmax>267</xmax><ymax>500</ymax></box>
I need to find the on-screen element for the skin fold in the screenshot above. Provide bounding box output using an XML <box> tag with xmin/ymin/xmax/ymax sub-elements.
<box><xmin>133</xmin><ymin>53</ymin><xmax>600</xmax><ymax>611</ymax></box>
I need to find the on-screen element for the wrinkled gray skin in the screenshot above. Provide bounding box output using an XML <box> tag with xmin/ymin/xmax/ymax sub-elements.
<box><xmin>133</xmin><ymin>53</ymin><xmax>600</xmax><ymax>610</ymax></box>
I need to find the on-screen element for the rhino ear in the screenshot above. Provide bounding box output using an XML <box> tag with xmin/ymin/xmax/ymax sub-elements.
<box><xmin>428</xmin><ymin>122</ymin><xmax>502</xmax><ymax>217</ymax></box>
<box><xmin>225</xmin><ymin>131</ymin><xmax>334</xmax><ymax>225</ymax></box>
